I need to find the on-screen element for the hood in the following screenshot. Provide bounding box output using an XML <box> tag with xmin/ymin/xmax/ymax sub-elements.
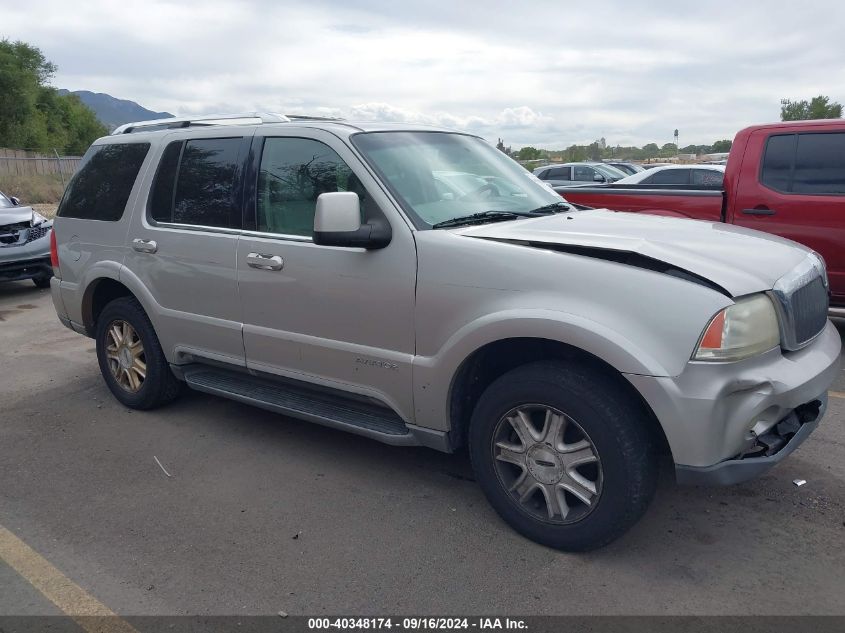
<box><xmin>454</xmin><ymin>209</ymin><xmax>809</xmax><ymax>297</ymax></box>
<box><xmin>0</xmin><ymin>206</ymin><xmax>36</xmax><ymax>227</ymax></box>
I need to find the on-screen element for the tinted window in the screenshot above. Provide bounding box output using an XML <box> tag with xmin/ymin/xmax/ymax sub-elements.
<box><xmin>644</xmin><ymin>169</ymin><xmax>690</xmax><ymax>185</ymax></box>
<box><xmin>170</xmin><ymin>137</ymin><xmax>242</xmax><ymax>228</ymax></box>
<box><xmin>149</xmin><ymin>141</ymin><xmax>182</xmax><ymax>223</ymax></box>
<box><xmin>761</xmin><ymin>134</ymin><xmax>795</xmax><ymax>192</ymax></box>
<box><xmin>57</xmin><ymin>143</ymin><xmax>150</xmax><ymax>221</ymax></box>
<box><xmin>546</xmin><ymin>166</ymin><xmax>571</xmax><ymax>180</ymax></box>
<box><xmin>257</xmin><ymin>137</ymin><xmax>358</xmax><ymax>236</ymax></box>
<box><xmin>573</xmin><ymin>165</ymin><xmax>598</xmax><ymax>181</ymax></box>
<box><xmin>793</xmin><ymin>132</ymin><xmax>845</xmax><ymax>194</ymax></box>
<box><xmin>691</xmin><ymin>169</ymin><xmax>724</xmax><ymax>186</ymax></box>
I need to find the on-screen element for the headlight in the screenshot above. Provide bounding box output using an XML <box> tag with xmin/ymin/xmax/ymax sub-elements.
<box><xmin>693</xmin><ymin>294</ymin><xmax>780</xmax><ymax>361</ymax></box>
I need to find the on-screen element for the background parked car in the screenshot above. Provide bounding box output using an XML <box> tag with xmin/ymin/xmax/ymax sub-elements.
<box><xmin>604</xmin><ymin>161</ymin><xmax>645</xmax><ymax>176</ymax></box>
<box><xmin>534</xmin><ymin>162</ymin><xmax>627</xmax><ymax>187</ymax></box>
<box><xmin>0</xmin><ymin>190</ymin><xmax>54</xmax><ymax>288</ymax></box>
<box><xmin>613</xmin><ymin>164</ymin><xmax>726</xmax><ymax>187</ymax></box>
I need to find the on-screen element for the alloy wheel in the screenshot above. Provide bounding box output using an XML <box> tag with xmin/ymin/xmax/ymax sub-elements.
<box><xmin>105</xmin><ymin>320</ymin><xmax>146</xmax><ymax>393</ymax></box>
<box><xmin>492</xmin><ymin>404</ymin><xmax>602</xmax><ymax>524</ymax></box>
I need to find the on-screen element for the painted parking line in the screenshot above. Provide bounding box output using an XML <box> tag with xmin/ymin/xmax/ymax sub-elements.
<box><xmin>830</xmin><ymin>391</ymin><xmax>845</xmax><ymax>399</ymax></box>
<box><xmin>0</xmin><ymin>524</ymin><xmax>137</xmax><ymax>633</ymax></box>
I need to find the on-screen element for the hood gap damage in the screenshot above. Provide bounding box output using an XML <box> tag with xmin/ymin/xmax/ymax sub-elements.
<box><xmin>477</xmin><ymin>237</ymin><xmax>732</xmax><ymax>297</ymax></box>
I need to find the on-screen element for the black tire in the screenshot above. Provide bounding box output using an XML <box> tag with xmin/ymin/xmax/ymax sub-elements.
<box><xmin>95</xmin><ymin>296</ymin><xmax>181</xmax><ymax>410</ymax></box>
<box><xmin>468</xmin><ymin>360</ymin><xmax>657</xmax><ymax>551</ymax></box>
<box><xmin>32</xmin><ymin>275</ymin><xmax>52</xmax><ymax>289</ymax></box>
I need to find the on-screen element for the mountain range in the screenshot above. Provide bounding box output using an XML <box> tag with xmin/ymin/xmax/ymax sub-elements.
<box><xmin>58</xmin><ymin>90</ymin><xmax>173</xmax><ymax>130</ymax></box>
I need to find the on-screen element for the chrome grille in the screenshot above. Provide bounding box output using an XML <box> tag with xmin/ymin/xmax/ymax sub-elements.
<box><xmin>771</xmin><ymin>255</ymin><xmax>829</xmax><ymax>351</ymax></box>
<box><xmin>789</xmin><ymin>276</ymin><xmax>828</xmax><ymax>345</ymax></box>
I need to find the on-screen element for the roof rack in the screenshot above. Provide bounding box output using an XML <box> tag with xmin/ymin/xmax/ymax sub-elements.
<box><xmin>111</xmin><ymin>112</ymin><xmax>291</xmax><ymax>135</ymax></box>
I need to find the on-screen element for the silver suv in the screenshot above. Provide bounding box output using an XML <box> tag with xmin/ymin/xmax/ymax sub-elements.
<box><xmin>51</xmin><ymin>113</ymin><xmax>841</xmax><ymax>551</ymax></box>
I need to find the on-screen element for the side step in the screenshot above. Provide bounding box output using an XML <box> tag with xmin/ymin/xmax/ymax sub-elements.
<box><xmin>182</xmin><ymin>366</ymin><xmax>417</xmax><ymax>445</ymax></box>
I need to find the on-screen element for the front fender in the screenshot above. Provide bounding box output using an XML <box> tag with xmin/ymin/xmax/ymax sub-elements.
<box><xmin>411</xmin><ymin>309</ymin><xmax>669</xmax><ymax>432</ymax></box>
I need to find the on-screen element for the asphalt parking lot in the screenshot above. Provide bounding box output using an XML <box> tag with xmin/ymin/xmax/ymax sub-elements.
<box><xmin>1</xmin><ymin>280</ymin><xmax>844</xmax><ymax>619</ymax></box>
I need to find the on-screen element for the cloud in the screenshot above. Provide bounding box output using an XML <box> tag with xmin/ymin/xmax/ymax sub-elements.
<box><xmin>1</xmin><ymin>0</ymin><xmax>843</xmax><ymax>148</ymax></box>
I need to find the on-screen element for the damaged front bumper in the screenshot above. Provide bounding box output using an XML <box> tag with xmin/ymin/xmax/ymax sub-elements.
<box><xmin>674</xmin><ymin>395</ymin><xmax>827</xmax><ymax>485</ymax></box>
<box><xmin>0</xmin><ymin>222</ymin><xmax>52</xmax><ymax>283</ymax></box>
<box><xmin>627</xmin><ymin>320</ymin><xmax>841</xmax><ymax>485</ymax></box>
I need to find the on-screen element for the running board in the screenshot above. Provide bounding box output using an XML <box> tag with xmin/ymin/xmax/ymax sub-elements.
<box><xmin>180</xmin><ymin>366</ymin><xmax>422</xmax><ymax>446</ymax></box>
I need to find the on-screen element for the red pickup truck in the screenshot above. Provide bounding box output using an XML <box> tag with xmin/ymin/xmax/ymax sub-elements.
<box><xmin>556</xmin><ymin>119</ymin><xmax>845</xmax><ymax>312</ymax></box>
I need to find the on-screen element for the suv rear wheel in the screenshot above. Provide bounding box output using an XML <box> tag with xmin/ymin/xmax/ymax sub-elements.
<box><xmin>95</xmin><ymin>297</ymin><xmax>181</xmax><ymax>410</ymax></box>
<box><xmin>468</xmin><ymin>360</ymin><xmax>657</xmax><ymax>551</ymax></box>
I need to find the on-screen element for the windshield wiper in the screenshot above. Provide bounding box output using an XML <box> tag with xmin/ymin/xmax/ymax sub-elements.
<box><xmin>526</xmin><ymin>201</ymin><xmax>572</xmax><ymax>215</ymax></box>
<box><xmin>431</xmin><ymin>210</ymin><xmax>537</xmax><ymax>229</ymax></box>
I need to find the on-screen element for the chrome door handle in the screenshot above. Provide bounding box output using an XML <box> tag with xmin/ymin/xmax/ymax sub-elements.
<box><xmin>246</xmin><ymin>252</ymin><xmax>283</xmax><ymax>271</ymax></box>
<box><xmin>132</xmin><ymin>238</ymin><xmax>158</xmax><ymax>253</ymax></box>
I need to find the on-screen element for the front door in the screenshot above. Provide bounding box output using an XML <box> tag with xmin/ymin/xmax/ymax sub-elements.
<box><xmin>236</xmin><ymin>130</ymin><xmax>417</xmax><ymax>420</ymax></box>
<box><xmin>731</xmin><ymin>129</ymin><xmax>845</xmax><ymax>304</ymax></box>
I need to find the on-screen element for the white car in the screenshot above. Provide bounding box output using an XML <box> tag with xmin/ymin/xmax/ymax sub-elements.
<box><xmin>614</xmin><ymin>164</ymin><xmax>725</xmax><ymax>187</ymax></box>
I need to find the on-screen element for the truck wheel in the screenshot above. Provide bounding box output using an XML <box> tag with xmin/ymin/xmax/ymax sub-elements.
<box><xmin>468</xmin><ymin>360</ymin><xmax>657</xmax><ymax>551</ymax></box>
<box><xmin>95</xmin><ymin>297</ymin><xmax>181</xmax><ymax>410</ymax></box>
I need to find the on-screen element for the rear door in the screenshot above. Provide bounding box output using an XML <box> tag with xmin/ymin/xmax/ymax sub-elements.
<box><xmin>732</xmin><ymin>129</ymin><xmax>845</xmax><ymax>304</ymax></box>
<box><xmin>123</xmin><ymin>130</ymin><xmax>251</xmax><ymax>365</ymax></box>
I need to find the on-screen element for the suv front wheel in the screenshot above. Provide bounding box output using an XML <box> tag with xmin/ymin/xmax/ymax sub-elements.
<box><xmin>468</xmin><ymin>360</ymin><xmax>658</xmax><ymax>551</ymax></box>
<box><xmin>95</xmin><ymin>297</ymin><xmax>181</xmax><ymax>410</ymax></box>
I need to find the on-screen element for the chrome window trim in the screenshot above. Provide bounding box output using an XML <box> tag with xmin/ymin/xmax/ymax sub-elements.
<box><xmin>241</xmin><ymin>229</ymin><xmax>312</xmax><ymax>242</ymax></box>
<box><xmin>144</xmin><ymin>221</ymin><xmax>242</xmax><ymax>236</ymax></box>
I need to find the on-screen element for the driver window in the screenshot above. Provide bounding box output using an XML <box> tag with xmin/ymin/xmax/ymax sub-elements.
<box><xmin>573</xmin><ymin>165</ymin><xmax>596</xmax><ymax>181</ymax></box>
<box><xmin>257</xmin><ymin>137</ymin><xmax>365</xmax><ymax>236</ymax></box>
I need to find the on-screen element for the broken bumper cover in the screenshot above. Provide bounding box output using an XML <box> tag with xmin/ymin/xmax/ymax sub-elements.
<box><xmin>674</xmin><ymin>394</ymin><xmax>827</xmax><ymax>485</ymax></box>
<box><xmin>0</xmin><ymin>224</ymin><xmax>52</xmax><ymax>282</ymax></box>
<box><xmin>0</xmin><ymin>255</ymin><xmax>52</xmax><ymax>282</ymax></box>
<box><xmin>627</xmin><ymin>320</ymin><xmax>841</xmax><ymax>484</ymax></box>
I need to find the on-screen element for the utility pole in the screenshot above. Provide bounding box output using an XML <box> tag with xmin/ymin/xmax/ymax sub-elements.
<box><xmin>674</xmin><ymin>129</ymin><xmax>679</xmax><ymax>156</ymax></box>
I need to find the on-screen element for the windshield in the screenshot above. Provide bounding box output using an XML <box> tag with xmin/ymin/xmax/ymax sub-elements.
<box><xmin>594</xmin><ymin>164</ymin><xmax>627</xmax><ymax>180</ymax></box>
<box><xmin>0</xmin><ymin>192</ymin><xmax>13</xmax><ymax>208</ymax></box>
<box><xmin>352</xmin><ymin>132</ymin><xmax>563</xmax><ymax>227</ymax></box>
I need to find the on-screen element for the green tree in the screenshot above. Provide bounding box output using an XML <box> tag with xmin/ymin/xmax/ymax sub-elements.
<box><xmin>780</xmin><ymin>95</ymin><xmax>843</xmax><ymax>121</ymax></box>
<box><xmin>0</xmin><ymin>39</ymin><xmax>107</xmax><ymax>152</ymax></box>
<box><xmin>516</xmin><ymin>146</ymin><xmax>542</xmax><ymax>161</ymax></box>
<box><xmin>641</xmin><ymin>143</ymin><xmax>660</xmax><ymax>158</ymax></box>
<box><xmin>711</xmin><ymin>139</ymin><xmax>732</xmax><ymax>153</ymax></box>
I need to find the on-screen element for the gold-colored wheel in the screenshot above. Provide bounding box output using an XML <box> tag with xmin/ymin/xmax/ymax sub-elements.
<box><xmin>105</xmin><ymin>320</ymin><xmax>146</xmax><ymax>393</ymax></box>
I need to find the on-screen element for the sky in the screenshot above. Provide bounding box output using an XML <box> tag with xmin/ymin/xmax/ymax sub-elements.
<box><xmin>3</xmin><ymin>0</ymin><xmax>845</xmax><ymax>149</ymax></box>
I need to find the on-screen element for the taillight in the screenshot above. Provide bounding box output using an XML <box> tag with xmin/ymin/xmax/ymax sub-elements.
<box><xmin>50</xmin><ymin>229</ymin><xmax>60</xmax><ymax>277</ymax></box>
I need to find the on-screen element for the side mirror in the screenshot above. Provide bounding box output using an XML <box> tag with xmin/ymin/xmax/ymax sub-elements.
<box><xmin>10</xmin><ymin>196</ymin><xmax>20</xmax><ymax>206</ymax></box>
<box><xmin>593</xmin><ymin>173</ymin><xmax>605</xmax><ymax>182</ymax></box>
<box><xmin>313</xmin><ymin>192</ymin><xmax>391</xmax><ymax>249</ymax></box>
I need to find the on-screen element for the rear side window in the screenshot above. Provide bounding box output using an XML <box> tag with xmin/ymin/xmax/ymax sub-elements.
<box><xmin>643</xmin><ymin>169</ymin><xmax>690</xmax><ymax>185</ymax></box>
<box><xmin>149</xmin><ymin>137</ymin><xmax>243</xmax><ymax>228</ymax></box>
<box><xmin>691</xmin><ymin>169</ymin><xmax>724</xmax><ymax>186</ymax></box>
<box><xmin>761</xmin><ymin>132</ymin><xmax>845</xmax><ymax>194</ymax></box>
<box><xmin>546</xmin><ymin>167</ymin><xmax>571</xmax><ymax>180</ymax></box>
<box><xmin>58</xmin><ymin>143</ymin><xmax>150</xmax><ymax>221</ymax></box>
<box><xmin>793</xmin><ymin>133</ymin><xmax>845</xmax><ymax>194</ymax></box>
